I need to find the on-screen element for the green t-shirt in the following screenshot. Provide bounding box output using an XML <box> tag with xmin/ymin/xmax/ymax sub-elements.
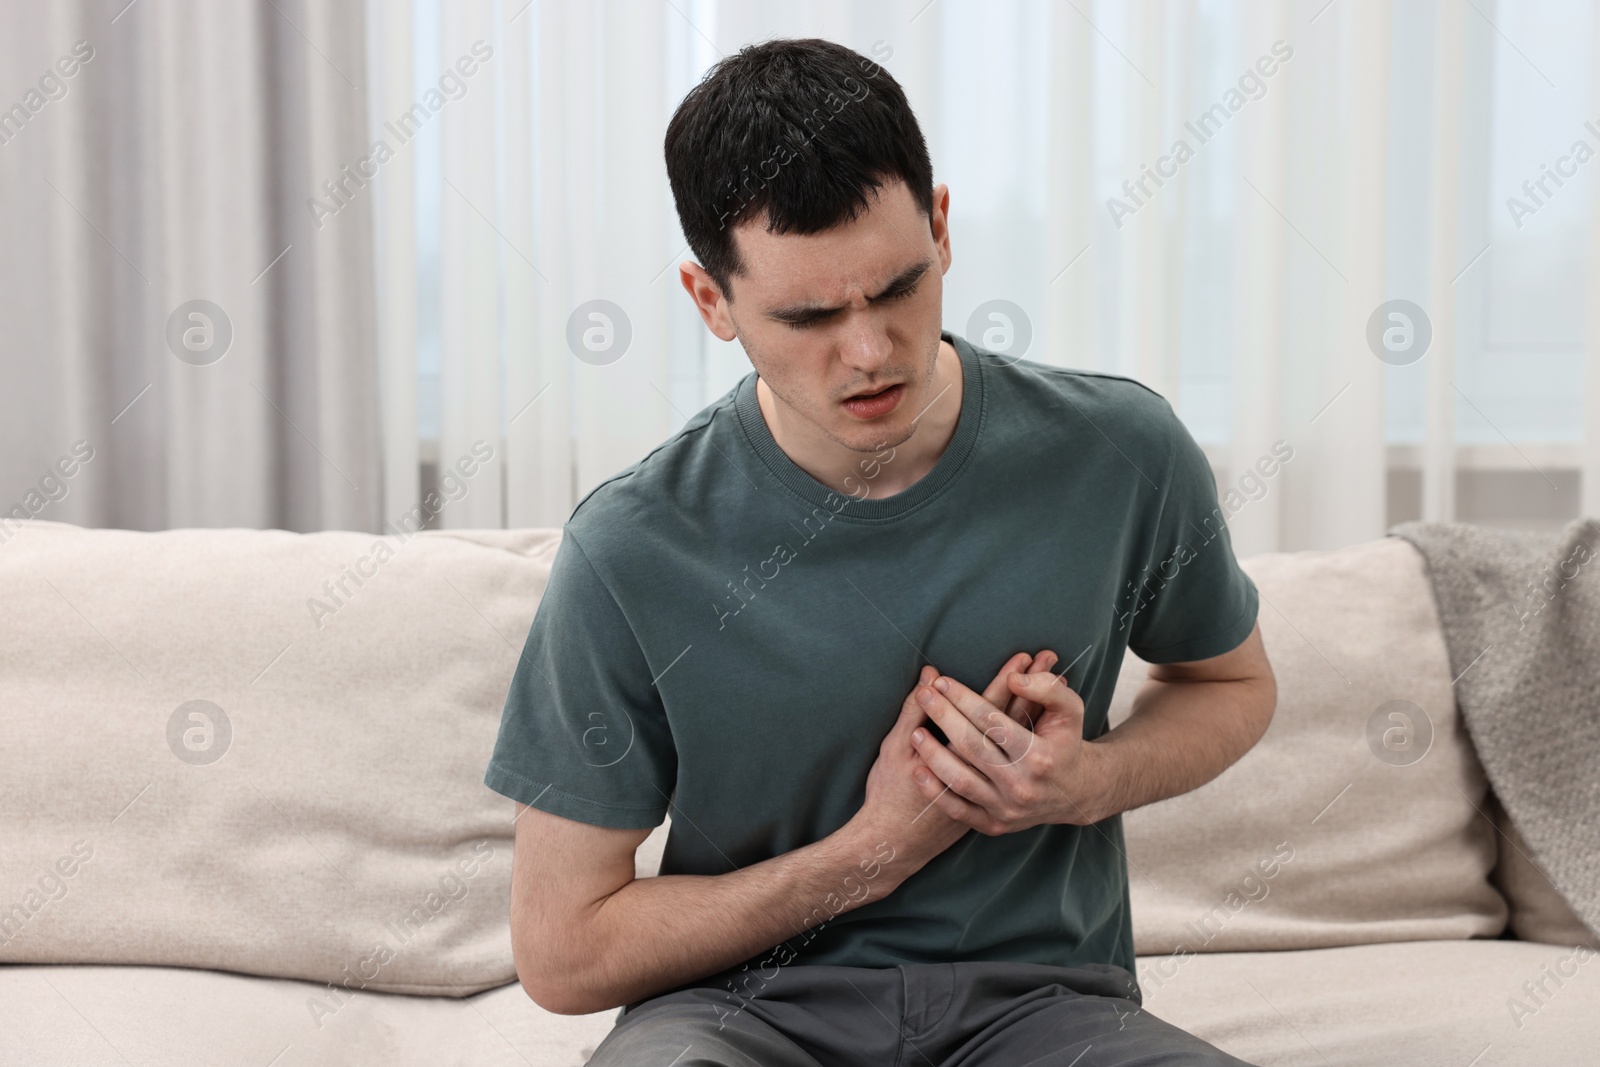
<box><xmin>484</xmin><ymin>329</ymin><xmax>1258</xmax><ymax>1002</ymax></box>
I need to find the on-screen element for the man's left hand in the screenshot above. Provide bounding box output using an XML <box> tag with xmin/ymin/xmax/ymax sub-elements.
<box><xmin>910</xmin><ymin>652</ymin><xmax>1112</xmax><ymax>833</ymax></box>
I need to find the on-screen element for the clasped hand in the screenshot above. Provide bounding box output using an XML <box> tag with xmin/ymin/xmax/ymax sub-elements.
<box><xmin>909</xmin><ymin>650</ymin><xmax>1111</xmax><ymax>833</ymax></box>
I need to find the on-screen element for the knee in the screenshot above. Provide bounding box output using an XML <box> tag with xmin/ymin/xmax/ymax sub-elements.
<box><xmin>583</xmin><ymin>1001</ymin><xmax>773</xmax><ymax>1067</ymax></box>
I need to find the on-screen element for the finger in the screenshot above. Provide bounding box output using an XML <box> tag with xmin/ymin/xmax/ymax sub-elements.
<box><xmin>900</xmin><ymin>665</ymin><xmax>938</xmax><ymax>714</ymax></box>
<box><xmin>934</xmin><ymin>675</ymin><xmax>1036</xmax><ymax>767</ymax></box>
<box><xmin>981</xmin><ymin>653</ymin><xmax>1032</xmax><ymax>713</ymax></box>
<box><xmin>920</xmin><ymin>675</ymin><xmax>1030</xmax><ymax>775</ymax></box>
<box><xmin>992</xmin><ymin>652</ymin><xmax>1056</xmax><ymax>726</ymax></box>
<box><xmin>1006</xmin><ymin>663</ymin><xmax>1085</xmax><ymax>728</ymax></box>
<box><xmin>910</xmin><ymin>752</ymin><xmax>996</xmax><ymax>829</ymax></box>
<box><xmin>1003</xmin><ymin>649</ymin><xmax>1056</xmax><ymax>725</ymax></box>
<box><xmin>891</xmin><ymin>664</ymin><xmax>940</xmax><ymax>750</ymax></box>
<box><xmin>913</xmin><ymin>730</ymin><xmax>1005</xmax><ymax>809</ymax></box>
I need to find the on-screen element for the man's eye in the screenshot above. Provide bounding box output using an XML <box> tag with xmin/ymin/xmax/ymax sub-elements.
<box><xmin>781</xmin><ymin>282</ymin><xmax>919</xmax><ymax>330</ymax></box>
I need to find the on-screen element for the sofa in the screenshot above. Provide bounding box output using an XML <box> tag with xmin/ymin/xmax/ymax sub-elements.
<box><xmin>2</xmin><ymin>518</ymin><xmax>1596</xmax><ymax>1066</ymax></box>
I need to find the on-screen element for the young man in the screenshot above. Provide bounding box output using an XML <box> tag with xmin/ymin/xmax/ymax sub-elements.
<box><xmin>485</xmin><ymin>37</ymin><xmax>1275</xmax><ymax>1067</ymax></box>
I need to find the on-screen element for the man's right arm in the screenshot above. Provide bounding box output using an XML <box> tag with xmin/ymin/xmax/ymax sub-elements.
<box><xmin>511</xmin><ymin>803</ymin><xmax>913</xmax><ymax>1016</ymax></box>
<box><xmin>513</xmin><ymin>652</ymin><xmax>1054</xmax><ymax>1016</ymax></box>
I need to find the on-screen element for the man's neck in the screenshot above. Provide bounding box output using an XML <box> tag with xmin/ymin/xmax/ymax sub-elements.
<box><xmin>755</xmin><ymin>337</ymin><xmax>963</xmax><ymax>500</ymax></box>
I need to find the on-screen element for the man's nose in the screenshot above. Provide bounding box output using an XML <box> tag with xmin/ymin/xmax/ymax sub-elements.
<box><xmin>838</xmin><ymin>311</ymin><xmax>893</xmax><ymax>373</ymax></box>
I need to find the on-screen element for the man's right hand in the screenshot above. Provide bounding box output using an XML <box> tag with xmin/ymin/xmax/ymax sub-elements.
<box><xmin>849</xmin><ymin>651</ymin><xmax>1059</xmax><ymax>878</ymax></box>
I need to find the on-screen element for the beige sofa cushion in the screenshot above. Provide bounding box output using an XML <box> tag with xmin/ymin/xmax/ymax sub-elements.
<box><xmin>0</xmin><ymin>963</ymin><xmax>614</xmax><ymax>1067</ymax></box>
<box><xmin>1139</xmin><ymin>938</ymin><xmax>1600</xmax><ymax>1066</ymax></box>
<box><xmin>1488</xmin><ymin>792</ymin><xmax>1600</xmax><ymax>949</ymax></box>
<box><xmin>1111</xmin><ymin>535</ymin><xmax>1507</xmax><ymax>954</ymax></box>
<box><xmin>0</xmin><ymin>520</ymin><xmax>555</xmax><ymax>994</ymax></box>
<box><xmin>5</xmin><ymin>939</ymin><xmax>1595</xmax><ymax>1066</ymax></box>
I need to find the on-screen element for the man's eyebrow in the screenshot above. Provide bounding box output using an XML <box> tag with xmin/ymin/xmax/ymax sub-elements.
<box><xmin>764</xmin><ymin>259</ymin><xmax>933</xmax><ymax>323</ymax></box>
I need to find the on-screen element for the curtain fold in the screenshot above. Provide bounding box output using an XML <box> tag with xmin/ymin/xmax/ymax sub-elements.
<box><xmin>1424</xmin><ymin>0</ymin><xmax>1466</xmax><ymax>524</ymax></box>
<box><xmin>1311</xmin><ymin>0</ymin><xmax>1390</xmax><ymax>550</ymax></box>
<box><xmin>367</xmin><ymin>0</ymin><xmax>420</xmax><ymax>528</ymax></box>
<box><xmin>1229</xmin><ymin>0</ymin><xmax>1292</xmax><ymax>558</ymax></box>
<box><xmin>439</xmin><ymin>0</ymin><xmax>504</xmax><ymax>530</ymax></box>
<box><xmin>1587</xmin><ymin>0</ymin><xmax>1600</xmax><ymax>518</ymax></box>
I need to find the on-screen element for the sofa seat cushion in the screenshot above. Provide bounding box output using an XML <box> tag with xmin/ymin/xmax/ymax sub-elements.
<box><xmin>6</xmin><ymin>938</ymin><xmax>1597</xmax><ymax>1066</ymax></box>
<box><xmin>1138</xmin><ymin>938</ymin><xmax>1600</xmax><ymax>1066</ymax></box>
<box><xmin>0</xmin><ymin>962</ymin><xmax>617</xmax><ymax>1067</ymax></box>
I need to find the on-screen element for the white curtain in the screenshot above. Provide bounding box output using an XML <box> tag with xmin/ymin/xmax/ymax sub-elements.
<box><xmin>14</xmin><ymin>1</ymin><xmax>1589</xmax><ymax>544</ymax></box>
<box><xmin>0</xmin><ymin>0</ymin><xmax>380</xmax><ymax>533</ymax></box>
<box><xmin>363</xmin><ymin>0</ymin><xmax>1600</xmax><ymax>549</ymax></box>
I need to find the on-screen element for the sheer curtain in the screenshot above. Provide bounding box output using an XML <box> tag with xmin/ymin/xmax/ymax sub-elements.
<box><xmin>0</xmin><ymin>0</ymin><xmax>380</xmax><ymax>533</ymax></box>
<box><xmin>365</xmin><ymin>0</ymin><xmax>1600</xmax><ymax>550</ymax></box>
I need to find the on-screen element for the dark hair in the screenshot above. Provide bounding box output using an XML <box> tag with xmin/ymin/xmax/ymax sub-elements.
<box><xmin>663</xmin><ymin>38</ymin><xmax>934</xmax><ymax>298</ymax></box>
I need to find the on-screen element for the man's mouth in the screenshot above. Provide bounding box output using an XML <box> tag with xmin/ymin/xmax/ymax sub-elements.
<box><xmin>840</xmin><ymin>382</ymin><xmax>907</xmax><ymax>419</ymax></box>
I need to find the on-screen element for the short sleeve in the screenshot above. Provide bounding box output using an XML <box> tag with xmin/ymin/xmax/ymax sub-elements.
<box><xmin>1125</xmin><ymin>404</ymin><xmax>1259</xmax><ymax>664</ymax></box>
<box><xmin>483</xmin><ymin>527</ymin><xmax>677</xmax><ymax>829</ymax></box>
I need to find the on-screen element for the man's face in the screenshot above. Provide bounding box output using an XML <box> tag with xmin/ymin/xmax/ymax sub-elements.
<box><xmin>683</xmin><ymin>179</ymin><xmax>953</xmax><ymax>454</ymax></box>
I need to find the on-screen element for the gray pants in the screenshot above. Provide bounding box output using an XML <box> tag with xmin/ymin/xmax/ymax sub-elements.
<box><xmin>585</xmin><ymin>960</ymin><xmax>1258</xmax><ymax>1066</ymax></box>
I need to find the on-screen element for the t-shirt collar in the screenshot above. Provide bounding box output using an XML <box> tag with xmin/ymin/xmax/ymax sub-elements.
<box><xmin>733</xmin><ymin>329</ymin><xmax>986</xmax><ymax>522</ymax></box>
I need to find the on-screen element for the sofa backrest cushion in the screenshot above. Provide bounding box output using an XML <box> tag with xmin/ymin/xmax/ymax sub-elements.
<box><xmin>1487</xmin><ymin>791</ymin><xmax>1600</xmax><ymax>949</ymax></box>
<box><xmin>1110</xmin><ymin>535</ymin><xmax>1508</xmax><ymax>959</ymax></box>
<box><xmin>0</xmin><ymin>520</ymin><xmax>555</xmax><ymax>996</ymax></box>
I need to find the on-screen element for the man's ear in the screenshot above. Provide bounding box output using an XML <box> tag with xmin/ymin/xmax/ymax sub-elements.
<box><xmin>679</xmin><ymin>261</ymin><xmax>738</xmax><ymax>341</ymax></box>
<box><xmin>930</xmin><ymin>182</ymin><xmax>952</xmax><ymax>275</ymax></box>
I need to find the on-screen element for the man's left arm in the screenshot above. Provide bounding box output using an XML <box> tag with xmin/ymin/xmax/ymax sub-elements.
<box><xmin>907</xmin><ymin>625</ymin><xmax>1275</xmax><ymax>832</ymax></box>
<box><xmin>1079</xmin><ymin>621</ymin><xmax>1275</xmax><ymax>824</ymax></box>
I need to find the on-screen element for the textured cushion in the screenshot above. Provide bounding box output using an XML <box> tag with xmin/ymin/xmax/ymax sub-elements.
<box><xmin>0</xmin><ymin>520</ymin><xmax>558</xmax><ymax>994</ymax></box>
<box><xmin>1488</xmin><ymin>792</ymin><xmax>1600</xmax><ymax>949</ymax></box>
<box><xmin>1110</xmin><ymin>536</ymin><xmax>1508</xmax><ymax>954</ymax></box>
